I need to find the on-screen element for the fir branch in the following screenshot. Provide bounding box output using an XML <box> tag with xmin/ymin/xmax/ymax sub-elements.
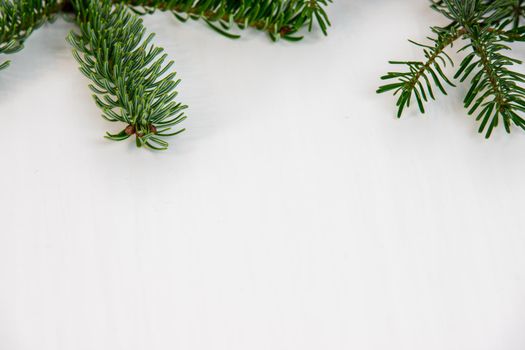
<box><xmin>118</xmin><ymin>0</ymin><xmax>332</xmax><ymax>41</ymax></box>
<box><xmin>0</xmin><ymin>0</ymin><xmax>62</xmax><ymax>71</ymax></box>
<box><xmin>378</xmin><ymin>0</ymin><xmax>525</xmax><ymax>138</ymax></box>
<box><xmin>377</xmin><ymin>24</ymin><xmax>464</xmax><ymax>117</ymax></box>
<box><xmin>68</xmin><ymin>0</ymin><xmax>187</xmax><ymax>150</ymax></box>
<box><xmin>458</xmin><ymin>25</ymin><xmax>525</xmax><ymax>137</ymax></box>
<box><xmin>0</xmin><ymin>0</ymin><xmax>332</xmax><ymax>150</ymax></box>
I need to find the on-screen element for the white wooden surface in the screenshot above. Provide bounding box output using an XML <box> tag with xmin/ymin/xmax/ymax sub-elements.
<box><xmin>1</xmin><ymin>1</ymin><xmax>524</xmax><ymax>349</ymax></box>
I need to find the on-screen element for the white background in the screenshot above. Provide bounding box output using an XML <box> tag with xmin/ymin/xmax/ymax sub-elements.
<box><xmin>1</xmin><ymin>1</ymin><xmax>525</xmax><ymax>349</ymax></box>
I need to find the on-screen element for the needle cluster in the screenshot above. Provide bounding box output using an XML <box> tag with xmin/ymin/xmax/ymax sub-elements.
<box><xmin>0</xmin><ymin>0</ymin><xmax>61</xmax><ymax>71</ymax></box>
<box><xmin>378</xmin><ymin>0</ymin><xmax>525</xmax><ymax>138</ymax></box>
<box><xmin>0</xmin><ymin>0</ymin><xmax>331</xmax><ymax>150</ymax></box>
<box><xmin>123</xmin><ymin>0</ymin><xmax>332</xmax><ymax>41</ymax></box>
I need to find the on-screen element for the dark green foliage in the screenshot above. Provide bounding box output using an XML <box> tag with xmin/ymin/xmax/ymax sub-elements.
<box><xmin>121</xmin><ymin>0</ymin><xmax>332</xmax><ymax>41</ymax></box>
<box><xmin>0</xmin><ymin>0</ymin><xmax>332</xmax><ymax>150</ymax></box>
<box><xmin>378</xmin><ymin>0</ymin><xmax>525</xmax><ymax>138</ymax></box>
<box><xmin>0</xmin><ymin>0</ymin><xmax>61</xmax><ymax>71</ymax></box>
<box><xmin>68</xmin><ymin>0</ymin><xmax>187</xmax><ymax>150</ymax></box>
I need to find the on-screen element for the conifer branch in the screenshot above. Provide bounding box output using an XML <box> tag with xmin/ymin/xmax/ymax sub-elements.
<box><xmin>0</xmin><ymin>0</ymin><xmax>62</xmax><ymax>71</ymax></box>
<box><xmin>68</xmin><ymin>0</ymin><xmax>187</xmax><ymax>150</ymax></box>
<box><xmin>379</xmin><ymin>0</ymin><xmax>525</xmax><ymax>138</ymax></box>
<box><xmin>119</xmin><ymin>0</ymin><xmax>332</xmax><ymax>41</ymax></box>
<box><xmin>458</xmin><ymin>25</ymin><xmax>525</xmax><ymax>137</ymax></box>
<box><xmin>2</xmin><ymin>0</ymin><xmax>332</xmax><ymax>150</ymax></box>
<box><xmin>377</xmin><ymin>25</ymin><xmax>464</xmax><ymax>117</ymax></box>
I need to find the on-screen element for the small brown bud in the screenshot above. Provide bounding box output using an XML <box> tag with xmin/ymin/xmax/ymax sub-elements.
<box><xmin>150</xmin><ymin>125</ymin><xmax>157</xmax><ymax>134</ymax></box>
<box><xmin>279</xmin><ymin>26</ymin><xmax>292</xmax><ymax>36</ymax></box>
<box><xmin>125</xmin><ymin>125</ymin><xmax>135</xmax><ymax>135</ymax></box>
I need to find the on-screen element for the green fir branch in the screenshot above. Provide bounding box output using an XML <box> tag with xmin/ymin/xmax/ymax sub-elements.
<box><xmin>68</xmin><ymin>0</ymin><xmax>187</xmax><ymax>150</ymax></box>
<box><xmin>0</xmin><ymin>0</ymin><xmax>332</xmax><ymax>150</ymax></box>
<box><xmin>0</xmin><ymin>0</ymin><xmax>62</xmax><ymax>71</ymax></box>
<box><xmin>377</xmin><ymin>24</ymin><xmax>464</xmax><ymax>118</ymax></box>
<box><xmin>118</xmin><ymin>0</ymin><xmax>332</xmax><ymax>41</ymax></box>
<box><xmin>379</xmin><ymin>0</ymin><xmax>525</xmax><ymax>138</ymax></box>
<box><xmin>458</xmin><ymin>25</ymin><xmax>525</xmax><ymax>137</ymax></box>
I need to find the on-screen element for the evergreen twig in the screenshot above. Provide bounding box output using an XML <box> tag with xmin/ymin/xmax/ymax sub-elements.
<box><xmin>0</xmin><ymin>0</ymin><xmax>331</xmax><ymax>150</ymax></box>
<box><xmin>119</xmin><ymin>0</ymin><xmax>332</xmax><ymax>41</ymax></box>
<box><xmin>0</xmin><ymin>0</ymin><xmax>62</xmax><ymax>71</ymax></box>
<box><xmin>68</xmin><ymin>0</ymin><xmax>187</xmax><ymax>150</ymax></box>
<box><xmin>378</xmin><ymin>0</ymin><xmax>525</xmax><ymax>138</ymax></box>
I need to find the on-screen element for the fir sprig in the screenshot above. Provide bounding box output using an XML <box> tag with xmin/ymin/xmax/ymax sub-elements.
<box><xmin>0</xmin><ymin>0</ymin><xmax>331</xmax><ymax>150</ymax></box>
<box><xmin>120</xmin><ymin>0</ymin><xmax>332</xmax><ymax>41</ymax></box>
<box><xmin>378</xmin><ymin>0</ymin><xmax>525</xmax><ymax>138</ymax></box>
<box><xmin>0</xmin><ymin>0</ymin><xmax>62</xmax><ymax>71</ymax></box>
<box><xmin>376</xmin><ymin>24</ymin><xmax>462</xmax><ymax>118</ymax></box>
<box><xmin>68</xmin><ymin>0</ymin><xmax>187</xmax><ymax>150</ymax></box>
